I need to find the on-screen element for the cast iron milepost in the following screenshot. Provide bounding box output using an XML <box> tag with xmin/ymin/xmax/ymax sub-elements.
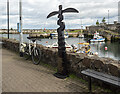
<box><xmin>47</xmin><ymin>5</ymin><xmax>79</xmax><ymax>79</ymax></box>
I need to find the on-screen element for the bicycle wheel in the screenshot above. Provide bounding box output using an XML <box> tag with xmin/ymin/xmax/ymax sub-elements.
<box><xmin>32</xmin><ymin>47</ymin><xmax>41</xmax><ymax>65</ymax></box>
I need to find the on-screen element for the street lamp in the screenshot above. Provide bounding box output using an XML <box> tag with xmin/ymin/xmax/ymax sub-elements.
<box><xmin>108</xmin><ymin>10</ymin><xmax>109</xmax><ymax>24</ymax></box>
<box><xmin>19</xmin><ymin>0</ymin><xmax>23</xmax><ymax>57</ymax></box>
<box><xmin>7</xmin><ymin>0</ymin><xmax>9</xmax><ymax>39</ymax></box>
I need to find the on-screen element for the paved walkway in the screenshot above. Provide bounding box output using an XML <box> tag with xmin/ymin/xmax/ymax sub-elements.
<box><xmin>2</xmin><ymin>48</ymin><xmax>88</xmax><ymax>92</ymax></box>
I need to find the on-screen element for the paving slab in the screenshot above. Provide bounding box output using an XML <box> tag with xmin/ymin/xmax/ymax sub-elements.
<box><xmin>2</xmin><ymin>47</ymin><xmax>88</xmax><ymax>92</ymax></box>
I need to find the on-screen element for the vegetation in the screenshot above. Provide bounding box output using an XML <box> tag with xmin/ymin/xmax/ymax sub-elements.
<box><xmin>40</xmin><ymin>62</ymin><xmax>57</xmax><ymax>72</ymax></box>
<box><xmin>67</xmin><ymin>30</ymin><xmax>80</xmax><ymax>33</ymax></box>
<box><xmin>102</xmin><ymin>17</ymin><xmax>106</xmax><ymax>24</ymax></box>
<box><xmin>105</xmin><ymin>30</ymin><xmax>120</xmax><ymax>36</ymax></box>
<box><xmin>69</xmin><ymin>73</ymin><xmax>87</xmax><ymax>83</ymax></box>
<box><xmin>10</xmin><ymin>28</ymin><xmax>13</xmax><ymax>30</ymax></box>
<box><xmin>96</xmin><ymin>20</ymin><xmax>99</xmax><ymax>26</ymax></box>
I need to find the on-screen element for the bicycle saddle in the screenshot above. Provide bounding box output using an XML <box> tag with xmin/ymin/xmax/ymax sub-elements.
<box><xmin>27</xmin><ymin>37</ymin><xmax>36</xmax><ymax>42</ymax></box>
<box><xmin>27</xmin><ymin>37</ymin><xmax>41</xmax><ymax>42</ymax></box>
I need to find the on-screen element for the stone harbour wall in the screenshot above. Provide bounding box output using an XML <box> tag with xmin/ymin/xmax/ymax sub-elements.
<box><xmin>1</xmin><ymin>37</ymin><xmax>120</xmax><ymax>77</ymax></box>
<box><xmin>1</xmin><ymin>37</ymin><xmax>120</xmax><ymax>91</ymax></box>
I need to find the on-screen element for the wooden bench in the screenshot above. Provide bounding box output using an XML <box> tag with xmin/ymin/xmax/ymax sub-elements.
<box><xmin>81</xmin><ymin>69</ymin><xmax>120</xmax><ymax>92</ymax></box>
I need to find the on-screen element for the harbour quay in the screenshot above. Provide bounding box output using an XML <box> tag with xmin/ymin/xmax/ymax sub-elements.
<box><xmin>1</xmin><ymin>37</ymin><xmax>120</xmax><ymax>93</ymax></box>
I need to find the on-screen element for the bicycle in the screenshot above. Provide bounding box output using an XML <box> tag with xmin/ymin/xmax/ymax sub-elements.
<box><xmin>21</xmin><ymin>37</ymin><xmax>41</xmax><ymax>65</ymax></box>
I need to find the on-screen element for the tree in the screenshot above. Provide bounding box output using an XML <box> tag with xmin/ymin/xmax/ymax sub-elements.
<box><xmin>10</xmin><ymin>27</ymin><xmax>13</xmax><ymax>30</ymax></box>
<box><xmin>47</xmin><ymin>5</ymin><xmax>79</xmax><ymax>78</ymax></box>
<box><xmin>96</xmin><ymin>20</ymin><xmax>99</xmax><ymax>26</ymax></box>
<box><xmin>102</xmin><ymin>17</ymin><xmax>106</xmax><ymax>23</ymax></box>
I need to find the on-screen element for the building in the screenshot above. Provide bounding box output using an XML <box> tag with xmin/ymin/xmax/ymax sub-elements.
<box><xmin>86</xmin><ymin>21</ymin><xmax>120</xmax><ymax>33</ymax></box>
<box><xmin>118</xmin><ymin>1</ymin><xmax>120</xmax><ymax>23</ymax></box>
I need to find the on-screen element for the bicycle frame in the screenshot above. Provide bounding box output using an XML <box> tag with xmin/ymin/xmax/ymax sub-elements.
<box><xmin>23</xmin><ymin>37</ymin><xmax>41</xmax><ymax>65</ymax></box>
<box><xmin>28</xmin><ymin>39</ymin><xmax>37</xmax><ymax>55</ymax></box>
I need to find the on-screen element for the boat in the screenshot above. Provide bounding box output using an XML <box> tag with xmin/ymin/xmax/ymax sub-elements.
<box><xmin>50</xmin><ymin>33</ymin><xmax>58</xmax><ymax>39</ymax></box>
<box><xmin>74</xmin><ymin>43</ymin><xmax>91</xmax><ymax>54</ymax></box>
<box><xmin>46</xmin><ymin>41</ymin><xmax>77</xmax><ymax>51</ymax></box>
<box><xmin>72</xmin><ymin>42</ymin><xmax>96</xmax><ymax>55</ymax></box>
<box><xmin>78</xmin><ymin>34</ymin><xmax>84</xmax><ymax>38</ymax></box>
<box><xmin>78</xmin><ymin>29</ymin><xmax>84</xmax><ymax>38</ymax></box>
<box><xmin>50</xmin><ymin>31</ymin><xmax>69</xmax><ymax>39</ymax></box>
<box><xmin>90</xmin><ymin>31</ymin><xmax>105</xmax><ymax>42</ymax></box>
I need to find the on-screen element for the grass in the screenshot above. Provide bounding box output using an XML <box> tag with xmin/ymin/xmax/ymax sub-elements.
<box><xmin>40</xmin><ymin>62</ymin><xmax>57</xmax><ymax>72</ymax></box>
<box><xmin>105</xmin><ymin>30</ymin><xmax>120</xmax><ymax>36</ymax></box>
<box><xmin>69</xmin><ymin>73</ymin><xmax>86</xmax><ymax>83</ymax></box>
<box><xmin>68</xmin><ymin>30</ymin><xmax>80</xmax><ymax>33</ymax></box>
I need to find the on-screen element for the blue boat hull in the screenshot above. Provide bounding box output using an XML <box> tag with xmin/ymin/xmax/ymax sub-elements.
<box><xmin>90</xmin><ymin>38</ymin><xmax>105</xmax><ymax>42</ymax></box>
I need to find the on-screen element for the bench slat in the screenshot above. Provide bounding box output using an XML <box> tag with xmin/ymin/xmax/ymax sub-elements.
<box><xmin>81</xmin><ymin>69</ymin><xmax>120</xmax><ymax>87</ymax></box>
<box><xmin>85</xmin><ymin>69</ymin><xmax>119</xmax><ymax>81</ymax></box>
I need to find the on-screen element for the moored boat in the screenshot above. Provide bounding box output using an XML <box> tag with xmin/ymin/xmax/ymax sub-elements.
<box><xmin>78</xmin><ymin>34</ymin><xmax>84</xmax><ymax>38</ymax></box>
<box><xmin>72</xmin><ymin>42</ymin><xmax>98</xmax><ymax>56</ymax></box>
<box><xmin>50</xmin><ymin>31</ymin><xmax>69</xmax><ymax>39</ymax></box>
<box><xmin>90</xmin><ymin>31</ymin><xmax>105</xmax><ymax>42</ymax></box>
<box><xmin>74</xmin><ymin>43</ymin><xmax>91</xmax><ymax>54</ymax></box>
<box><xmin>46</xmin><ymin>41</ymin><xmax>76</xmax><ymax>51</ymax></box>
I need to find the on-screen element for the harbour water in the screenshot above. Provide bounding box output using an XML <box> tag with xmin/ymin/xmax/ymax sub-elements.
<box><xmin>1</xmin><ymin>34</ymin><xmax>120</xmax><ymax>60</ymax></box>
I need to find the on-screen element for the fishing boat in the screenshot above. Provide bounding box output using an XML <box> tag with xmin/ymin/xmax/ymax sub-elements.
<box><xmin>46</xmin><ymin>41</ymin><xmax>77</xmax><ymax>51</ymax></box>
<box><xmin>90</xmin><ymin>31</ymin><xmax>105</xmax><ymax>42</ymax></box>
<box><xmin>50</xmin><ymin>31</ymin><xmax>69</xmax><ymax>39</ymax></box>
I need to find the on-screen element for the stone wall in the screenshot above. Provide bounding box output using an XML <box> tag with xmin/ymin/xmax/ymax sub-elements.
<box><xmin>1</xmin><ymin>37</ymin><xmax>120</xmax><ymax>77</ymax></box>
<box><xmin>1</xmin><ymin>37</ymin><xmax>120</xmax><ymax>91</ymax></box>
<box><xmin>84</xmin><ymin>30</ymin><xmax>120</xmax><ymax>41</ymax></box>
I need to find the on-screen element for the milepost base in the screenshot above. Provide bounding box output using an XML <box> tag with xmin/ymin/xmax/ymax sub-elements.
<box><xmin>53</xmin><ymin>72</ymin><xmax>69</xmax><ymax>79</ymax></box>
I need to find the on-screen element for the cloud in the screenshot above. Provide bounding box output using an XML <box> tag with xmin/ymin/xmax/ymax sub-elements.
<box><xmin>0</xmin><ymin>0</ymin><xmax>119</xmax><ymax>29</ymax></box>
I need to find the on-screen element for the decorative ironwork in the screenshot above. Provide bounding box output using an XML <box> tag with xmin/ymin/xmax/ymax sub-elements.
<box><xmin>47</xmin><ymin>5</ymin><xmax>79</xmax><ymax>79</ymax></box>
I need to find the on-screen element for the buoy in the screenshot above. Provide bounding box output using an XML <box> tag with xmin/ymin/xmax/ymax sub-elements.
<box><xmin>95</xmin><ymin>52</ymin><xmax>98</xmax><ymax>55</ymax></box>
<box><xmin>46</xmin><ymin>41</ymin><xmax>48</xmax><ymax>43</ymax></box>
<box><xmin>105</xmin><ymin>46</ymin><xmax>107</xmax><ymax>50</ymax></box>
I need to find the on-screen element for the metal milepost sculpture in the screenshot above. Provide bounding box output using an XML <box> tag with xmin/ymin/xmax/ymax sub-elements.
<box><xmin>47</xmin><ymin>5</ymin><xmax>79</xmax><ymax>79</ymax></box>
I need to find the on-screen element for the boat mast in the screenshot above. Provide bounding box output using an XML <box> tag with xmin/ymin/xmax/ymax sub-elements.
<box><xmin>81</xmin><ymin>14</ymin><xmax>82</xmax><ymax>33</ymax></box>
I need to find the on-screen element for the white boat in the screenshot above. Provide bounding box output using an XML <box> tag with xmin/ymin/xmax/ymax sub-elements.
<box><xmin>90</xmin><ymin>31</ymin><xmax>105</xmax><ymax>42</ymax></box>
<box><xmin>78</xmin><ymin>34</ymin><xmax>84</xmax><ymax>38</ymax></box>
<box><xmin>50</xmin><ymin>33</ymin><xmax>58</xmax><ymax>39</ymax></box>
<box><xmin>50</xmin><ymin>32</ymin><xmax>69</xmax><ymax>39</ymax></box>
<box><xmin>46</xmin><ymin>41</ymin><xmax>76</xmax><ymax>51</ymax></box>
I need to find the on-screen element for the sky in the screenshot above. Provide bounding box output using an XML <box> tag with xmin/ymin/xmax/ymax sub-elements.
<box><xmin>0</xmin><ymin>0</ymin><xmax>120</xmax><ymax>29</ymax></box>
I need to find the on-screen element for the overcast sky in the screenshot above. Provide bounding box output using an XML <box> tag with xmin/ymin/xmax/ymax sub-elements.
<box><xmin>0</xmin><ymin>0</ymin><xmax>120</xmax><ymax>29</ymax></box>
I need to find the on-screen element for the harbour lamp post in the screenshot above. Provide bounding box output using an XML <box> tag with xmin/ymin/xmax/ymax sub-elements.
<box><xmin>108</xmin><ymin>10</ymin><xmax>109</xmax><ymax>24</ymax></box>
<box><xmin>19</xmin><ymin>0</ymin><xmax>23</xmax><ymax>57</ymax></box>
<box><xmin>47</xmin><ymin>5</ymin><xmax>79</xmax><ymax>79</ymax></box>
<box><xmin>7</xmin><ymin>0</ymin><xmax>9</xmax><ymax>39</ymax></box>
